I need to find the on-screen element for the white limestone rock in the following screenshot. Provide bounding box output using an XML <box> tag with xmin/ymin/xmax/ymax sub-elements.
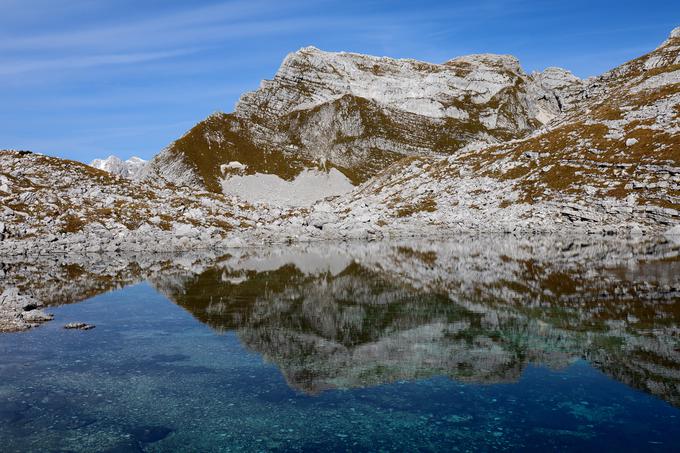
<box><xmin>665</xmin><ymin>225</ymin><xmax>680</xmax><ymax>244</ymax></box>
<box><xmin>144</xmin><ymin>45</ymin><xmax>596</xmax><ymax>202</ymax></box>
<box><xmin>237</xmin><ymin>47</ymin><xmax>573</xmax><ymax>127</ymax></box>
<box><xmin>531</xmin><ymin>67</ymin><xmax>585</xmax><ymax>112</ymax></box>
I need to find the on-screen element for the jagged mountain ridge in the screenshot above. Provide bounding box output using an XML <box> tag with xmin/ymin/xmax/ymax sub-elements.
<box><xmin>141</xmin><ymin>46</ymin><xmax>585</xmax><ymax>196</ymax></box>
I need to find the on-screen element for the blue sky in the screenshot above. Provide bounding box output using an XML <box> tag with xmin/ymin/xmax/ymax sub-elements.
<box><xmin>1</xmin><ymin>0</ymin><xmax>678</xmax><ymax>163</ymax></box>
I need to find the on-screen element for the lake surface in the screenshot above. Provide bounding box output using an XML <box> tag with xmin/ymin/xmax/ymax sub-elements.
<box><xmin>1</xmin><ymin>237</ymin><xmax>680</xmax><ymax>451</ymax></box>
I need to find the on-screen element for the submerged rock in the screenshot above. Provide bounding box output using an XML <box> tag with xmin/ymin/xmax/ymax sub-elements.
<box><xmin>129</xmin><ymin>425</ymin><xmax>174</xmax><ymax>444</ymax></box>
<box><xmin>63</xmin><ymin>322</ymin><xmax>96</xmax><ymax>330</ymax></box>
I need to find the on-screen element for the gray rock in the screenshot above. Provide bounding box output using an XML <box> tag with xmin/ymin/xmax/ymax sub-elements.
<box><xmin>22</xmin><ymin>310</ymin><xmax>54</xmax><ymax>323</ymax></box>
<box><xmin>664</xmin><ymin>225</ymin><xmax>680</xmax><ymax>244</ymax></box>
<box><xmin>64</xmin><ymin>322</ymin><xmax>96</xmax><ymax>330</ymax></box>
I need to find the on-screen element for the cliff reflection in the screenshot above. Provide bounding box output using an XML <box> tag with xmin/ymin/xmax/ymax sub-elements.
<box><xmin>150</xmin><ymin>237</ymin><xmax>680</xmax><ymax>403</ymax></box>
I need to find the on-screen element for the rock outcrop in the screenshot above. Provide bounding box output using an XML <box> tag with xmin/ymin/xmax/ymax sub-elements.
<box><xmin>0</xmin><ymin>287</ymin><xmax>53</xmax><ymax>332</ymax></box>
<box><xmin>531</xmin><ymin>67</ymin><xmax>585</xmax><ymax>112</ymax></box>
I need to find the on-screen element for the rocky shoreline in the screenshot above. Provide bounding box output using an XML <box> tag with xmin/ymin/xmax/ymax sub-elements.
<box><xmin>0</xmin><ymin>249</ymin><xmax>230</xmax><ymax>332</ymax></box>
<box><xmin>2</xmin><ymin>232</ymin><xmax>679</xmax><ymax>333</ymax></box>
<box><xmin>0</xmin><ymin>223</ymin><xmax>678</xmax><ymax>257</ymax></box>
<box><xmin>0</xmin><ymin>288</ymin><xmax>53</xmax><ymax>333</ymax></box>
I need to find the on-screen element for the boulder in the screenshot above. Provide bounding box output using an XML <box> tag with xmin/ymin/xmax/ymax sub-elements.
<box><xmin>64</xmin><ymin>322</ymin><xmax>96</xmax><ymax>330</ymax></box>
<box><xmin>308</xmin><ymin>211</ymin><xmax>339</xmax><ymax>229</ymax></box>
<box><xmin>664</xmin><ymin>225</ymin><xmax>680</xmax><ymax>244</ymax></box>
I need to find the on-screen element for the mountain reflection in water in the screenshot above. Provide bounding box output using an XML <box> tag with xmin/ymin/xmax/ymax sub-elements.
<box><xmin>154</xmin><ymin>238</ymin><xmax>680</xmax><ymax>403</ymax></box>
<box><xmin>6</xmin><ymin>236</ymin><xmax>678</xmax><ymax>406</ymax></box>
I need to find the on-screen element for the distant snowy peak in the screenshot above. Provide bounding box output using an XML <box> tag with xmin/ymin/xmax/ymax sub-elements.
<box><xmin>90</xmin><ymin>155</ymin><xmax>147</xmax><ymax>179</ymax></box>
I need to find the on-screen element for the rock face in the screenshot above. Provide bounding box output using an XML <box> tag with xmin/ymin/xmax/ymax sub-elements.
<box><xmin>237</xmin><ymin>49</ymin><xmax>574</xmax><ymax>126</ymax></box>
<box><xmin>531</xmin><ymin>67</ymin><xmax>585</xmax><ymax>112</ymax></box>
<box><xmin>90</xmin><ymin>155</ymin><xmax>147</xmax><ymax>179</ymax></box>
<box><xmin>142</xmin><ymin>47</ymin><xmax>585</xmax><ymax>199</ymax></box>
<box><xmin>311</xmin><ymin>26</ymin><xmax>679</xmax><ymax>234</ymax></box>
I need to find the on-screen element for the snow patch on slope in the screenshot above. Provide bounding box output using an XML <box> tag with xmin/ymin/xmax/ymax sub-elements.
<box><xmin>221</xmin><ymin>168</ymin><xmax>354</xmax><ymax>206</ymax></box>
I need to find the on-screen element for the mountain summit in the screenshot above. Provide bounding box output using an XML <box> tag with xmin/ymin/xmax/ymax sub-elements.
<box><xmin>323</xmin><ymin>26</ymin><xmax>680</xmax><ymax>232</ymax></box>
<box><xmin>1</xmin><ymin>26</ymin><xmax>678</xmax><ymax>256</ymax></box>
<box><xmin>140</xmin><ymin>46</ymin><xmax>586</xmax><ymax>204</ymax></box>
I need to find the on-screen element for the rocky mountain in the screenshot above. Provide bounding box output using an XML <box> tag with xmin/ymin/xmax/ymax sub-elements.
<box><xmin>141</xmin><ymin>46</ymin><xmax>585</xmax><ymax>204</ymax></box>
<box><xmin>0</xmin><ymin>27</ymin><xmax>678</xmax><ymax>254</ymax></box>
<box><xmin>90</xmin><ymin>155</ymin><xmax>147</xmax><ymax>179</ymax></box>
<box><xmin>310</xmin><ymin>26</ymin><xmax>680</xmax><ymax>234</ymax></box>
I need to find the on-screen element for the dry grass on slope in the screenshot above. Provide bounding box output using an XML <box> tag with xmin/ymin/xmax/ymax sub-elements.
<box><xmin>0</xmin><ymin>151</ymin><xmax>253</xmax><ymax>239</ymax></box>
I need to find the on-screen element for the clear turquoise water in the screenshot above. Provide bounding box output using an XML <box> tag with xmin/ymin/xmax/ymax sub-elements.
<box><xmin>1</xmin><ymin>241</ymin><xmax>680</xmax><ymax>451</ymax></box>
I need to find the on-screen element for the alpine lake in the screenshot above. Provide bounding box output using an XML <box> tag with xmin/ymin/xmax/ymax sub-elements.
<box><xmin>1</xmin><ymin>236</ymin><xmax>679</xmax><ymax>452</ymax></box>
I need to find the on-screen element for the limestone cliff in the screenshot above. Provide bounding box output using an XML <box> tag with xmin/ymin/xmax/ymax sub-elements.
<box><xmin>142</xmin><ymin>47</ymin><xmax>585</xmax><ymax>198</ymax></box>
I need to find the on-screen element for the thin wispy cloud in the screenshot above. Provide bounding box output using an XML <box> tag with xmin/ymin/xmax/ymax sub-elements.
<box><xmin>0</xmin><ymin>0</ymin><xmax>330</xmax><ymax>51</ymax></box>
<box><xmin>0</xmin><ymin>0</ymin><xmax>525</xmax><ymax>55</ymax></box>
<box><xmin>0</xmin><ymin>49</ymin><xmax>198</xmax><ymax>76</ymax></box>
